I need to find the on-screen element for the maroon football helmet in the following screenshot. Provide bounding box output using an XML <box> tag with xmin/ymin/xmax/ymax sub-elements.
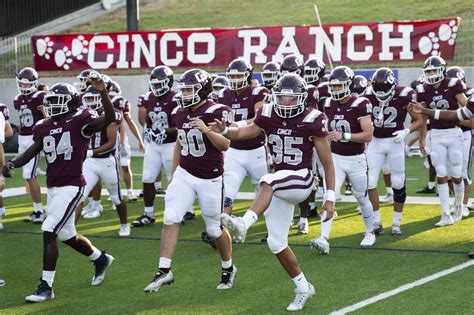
<box><xmin>44</xmin><ymin>83</ymin><xmax>80</xmax><ymax>116</ymax></box>
<box><xmin>262</xmin><ymin>62</ymin><xmax>281</xmax><ymax>88</ymax></box>
<box><xmin>353</xmin><ymin>75</ymin><xmax>368</xmax><ymax>97</ymax></box>
<box><xmin>328</xmin><ymin>66</ymin><xmax>355</xmax><ymax>101</ymax></box>
<box><xmin>304</xmin><ymin>58</ymin><xmax>325</xmax><ymax>85</ymax></box>
<box><xmin>280</xmin><ymin>55</ymin><xmax>304</xmax><ymax>77</ymax></box>
<box><xmin>211</xmin><ymin>76</ymin><xmax>229</xmax><ymax>101</ymax></box>
<box><xmin>76</xmin><ymin>69</ymin><xmax>94</xmax><ymax>92</ymax></box>
<box><xmin>371</xmin><ymin>67</ymin><xmax>397</xmax><ymax>102</ymax></box>
<box><xmin>82</xmin><ymin>86</ymin><xmax>102</xmax><ymax>110</ymax></box>
<box><xmin>149</xmin><ymin>66</ymin><xmax>174</xmax><ymax>97</ymax></box>
<box><xmin>423</xmin><ymin>56</ymin><xmax>446</xmax><ymax>85</ymax></box>
<box><xmin>16</xmin><ymin>67</ymin><xmax>39</xmax><ymax>95</ymax></box>
<box><xmin>272</xmin><ymin>73</ymin><xmax>308</xmax><ymax>118</ymax></box>
<box><xmin>446</xmin><ymin>66</ymin><xmax>465</xmax><ymax>83</ymax></box>
<box><xmin>226</xmin><ymin>58</ymin><xmax>253</xmax><ymax>90</ymax></box>
<box><xmin>108</xmin><ymin>81</ymin><xmax>122</xmax><ymax>97</ymax></box>
<box><xmin>175</xmin><ymin>69</ymin><xmax>212</xmax><ymax>108</ymax></box>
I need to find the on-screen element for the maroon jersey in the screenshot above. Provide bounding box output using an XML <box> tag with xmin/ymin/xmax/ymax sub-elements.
<box><xmin>14</xmin><ymin>91</ymin><xmax>46</xmax><ymax>135</ymax></box>
<box><xmin>89</xmin><ymin>110</ymin><xmax>122</xmax><ymax>158</ymax></box>
<box><xmin>417</xmin><ymin>77</ymin><xmax>466</xmax><ymax>129</ymax></box>
<box><xmin>219</xmin><ymin>85</ymin><xmax>267</xmax><ymax>150</ymax></box>
<box><xmin>0</xmin><ymin>103</ymin><xmax>10</xmax><ymax>121</ymax></box>
<box><xmin>254</xmin><ymin>103</ymin><xmax>328</xmax><ymax>171</ymax></box>
<box><xmin>112</xmin><ymin>95</ymin><xmax>131</xmax><ymax>114</ymax></box>
<box><xmin>142</xmin><ymin>91</ymin><xmax>178</xmax><ymax>144</ymax></box>
<box><xmin>324</xmin><ymin>95</ymin><xmax>372</xmax><ymax>156</ymax></box>
<box><xmin>317</xmin><ymin>82</ymin><xmax>330</xmax><ymax>111</ymax></box>
<box><xmin>460</xmin><ymin>86</ymin><xmax>473</xmax><ymax>131</ymax></box>
<box><xmin>365</xmin><ymin>85</ymin><xmax>416</xmax><ymax>138</ymax></box>
<box><xmin>137</xmin><ymin>94</ymin><xmax>145</xmax><ymax>108</ymax></box>
<box><xmin>32</xmin><ymin>108</ymin><xmax>97</xmax><ymax>187</ymax></box>
<box><xmin>458</xmin><ymin>94</ymin><xmax>474</xmax><ymax>120</ymax></box>
<box><xmin>172</xmin><ymin>100</ymin><xmax>232</xmax><ymax>179</ymax></box>
<box><xmin>307</xmin><ymin>85</ymin><xmax>320</xmax><ymax>110</ymax></box>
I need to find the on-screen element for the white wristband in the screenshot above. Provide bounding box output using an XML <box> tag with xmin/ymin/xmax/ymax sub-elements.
<box><xmin>343</xmin><ymin>133</ymin><xmax>351</xmax><ymax>141</ymax></box>
<box><xmin>325</xmin><ymin>190</ymin><xmax>336</xmax><ymax>202</ymax></box>
<box><xmin>219</xmin><ymin>126</ymin><xmax>229</xmax><ymax>136</ymax></box>
<box><xmin>235</xmin><ymin>120</ymin><xmax>248</xmax><ymax>128</ymax></box>
<box><xmin>87</xmin><ymin>150</ymin><xmax>94</xmax><ymax>158</ymax></box>
<box><xmin>434</xmin><ymin>109</ymin><xmax>441</xmax><ymax>120</ymax></box>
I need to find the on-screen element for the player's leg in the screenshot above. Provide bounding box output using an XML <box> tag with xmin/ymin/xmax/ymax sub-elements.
<box><xmin>461</xmin><ymin>130</ymin><xmax>472</xmax><ymax>217</ymax></box>
<box><xmin>387</xmin><ymin>141</ymin><xmax>406</xmax><ymax>235</ymax></box>
<box><xmin>366</xmin><ymin>139</ymin><xmax>387</xmax><ymax>234</ymax></box>
<box><xmin>75</xmin><ymin>158</ymin><xmax>100</xmax><ymax>223</ymax></box>
<box><xmin>417</xmin><ymin>130</ymin><xmax>437</xmax><ymax>194</ymax></box>
<box><xmin>381</xmin><ymin>158</ymin><xmax>394</xmax><ymax>202</ymax></box>
<box><xmin>447</xmin><ymin>129</ymin><xmax>465</xmax><ymax>222</ymax></box>
<box><xmin>22</xmin><ymin>150</ymin><xmax>44</xmax><ymax>223</ymax></box>
<box><xmin>223</xmin><ymin>148</ymin><xmax>247</xmax><ymax>215</ymax></box>
<box><xmin>120</xmin><ymin>139</ymin><xmax>137</xmax><ymax>201</ymax></box>
<box><xmin>83</xmin><ymin>182</ymin><xmax>103</xmax><ymax>217</ymax></box>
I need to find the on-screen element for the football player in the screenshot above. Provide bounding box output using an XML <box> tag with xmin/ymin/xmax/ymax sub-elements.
<box><xmin>0</xmin><ymin>108</ymin><xmax>4</xmax><ymax>285</ymax></box>
<box><xmin>212</xmin><ymin>73</ymin><xmax>335</xmax><ymax>311</ymax></box>
<box><xmin>143</xmin><ymin>69</ymin><xmax>236</xmax><ymax>293</ymax></box>
<box><xmin>261</xmin><ymin>61</ymin><xmax>281</xmax><ymax>90</ymax></box>
<box><xmin>310</xmin><ymin>66</ymin><xmax>376</xmax><ymax>253</ymax></box>
<box><xmin>365</xmin><ymin>67</ymin><xmax>425</xmax><ymax>236</ymax></box>
<box><xmin>0</xmin><ymin>103</ymin><xmax>13</xmax><ymax>229</ymax></box>
<box><xmin>211</xmin><ymin>76</ymin><xmax>229</xmax><ymax>102</ymax></box>
<box><xmin>3</xmin><ymin>74</ymin><xmax>115</xmax><ymax>303</ymax></box>
<box><xmin>411</xmin><ymin>56</ymin><xmax>468</xmax><ymax>225</ymax></box>
<box><xmin>13</xmin><ymin>67</ymin><xmax>47</xmax><ymax>223</ymax></box>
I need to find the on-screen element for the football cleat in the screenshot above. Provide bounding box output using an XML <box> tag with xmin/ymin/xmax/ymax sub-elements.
<box><xmin>155</xmin><ymin>188</ymin><xmax>166</xmax><ymax>195</ymax></box>
<box><xmin>182</xmin><ymin>211</ymin><xmax>195</xmax><ymax>222</ymax></box>
<box><xmin>24</xmin><ymin>211</ymin><xmax>44</xmax><ymax>223</ymax></box>
<box><xmin>452</xmin><ymin>205</ymin><xmax>463</xmax><ymax>223</ymax></box>
<box><xmin>82</xmin><ymin>202</ymin><xmax>94</xmax><ymax>216</ymax></box>
<box><xmin>216</xmin><ymin>265</ymin><xmax>237</xmax><ymax>290</ymax></box>
<box><xmin>139</xmin><ymin>190</ymin><xmax>144</xmax><ymax>197</ymax></box>
<box><xmin>360</xmin><ymin>232</ymin><xmax>376</xmax><ymax>246</ymax></box>
<box><xmin>25</xmin><ymin>279</ymin><xmax>54</xmax><ymax>303</ymax></box>
<box><xmin>260</xmin><ymin>233</ymin><xmax>268</xmax><ymax>243</ymax></box>
<box><xmin>0</xmin><ymin>279</ymin><xmax>5</xmax><ymax>287</ymax></box>
<box><xmin>344</xmin><ymin>183</ymin><xmax>353</xmax><ymax>195</ymax></box>
<box><xmin>390</xmin><ymin>224</ymin><xmax>402</xmax><ymax>236</ymax></box>
<box><xmin>469</xmin><ymin>252</ymin><xmax>474</xmax><ymax>259</ymax></box>
<box><xmin>144</xmin><ymin>270</ymin><xmax>174</xmax><ymax>292</ymax></box>
<box><xmin>0</xmin><ymin>208</ymin><xmax>5</xmax><ymax>230</ymax></box>
<box><xmin>201</xmin><ymin>231</ymin><xmax>217</xmax><ymax>249</ymax></box>
<box><xmin>91</xmin><ymin>252</ymin><xmax>114</xmax><ymax>286</ymax></box>
<box><xmin>380</xmin><ymin>193</ymin><xmax>394</xmax><ymax>203</ymax></box>
<box><xmin>309</xmin><ymin>237</ymin><xmax>330</xmax><ymax>255</ymax></box>
<box><xmin>132</xmin><ymin>214</ymin><xmax>156</xmax><ymax>227</ymax></box>
<box><xmin>127</xmin><ymin>193</ymin><xmax>138</xmax><ymax>202</ymax></box>
<box><xmin>83</xmin><ymin>209</ymin><xmax>101</xmax><ymax>219</ymax></box>
<box><xmin>416</xmin><ymin>186</ymin><xmax>436</xmax><ymax>194</ymax></box>
<box><xmin>373</xmin><ymin>222</ymin><xmax>384</xmax><ymax>235</ymax></box>
<box><xmin>287</xmin><ymin>283</ymin><xmax>315</xmax><ymax>311</ymax></box>
<box><xmin>221</xmin><ymin>213</ymin><xmax>247</xmax><ymax>243</ymax></box>
<box><xmin>462</xmin><ymin>207</ymin><xmax>470</xmax><ymax>217</ymax></box>
<box><xmin>434</xmin><ymin>214</ymin><xmax>454</xmax><ymax>227</ymax></box>
<box><xmin>297</xmin><ymin>222</ymin><xmax>308</xmax><ymax>234</ymax></box>
<box><xmin>118</xmin><ymin>225</ymin><xmax>131</xmax><ymax>237</ymax></box>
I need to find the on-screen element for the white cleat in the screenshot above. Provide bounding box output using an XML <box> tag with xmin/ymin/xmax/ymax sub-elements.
<box><xmin>287</xmin><ymin>283</ymin><xmax>316</xmax><ymax>311</ymax></box>
<box><xmin>380</xmin><ymin>193</ymin><xmax>394</xmax><ymax>203</ymax></box>
<box><xmin>144</xmin><ymin>270</ymin><xmax>174</xmax><ymax>292</ymax></box>
<box><xmin>91</xmin><ymin>253</ymin><xmax>114</xmax><ymax>286</ymax></box>
<box><xmin>356</xmin><ymin>205</ymin><xmax>361</xmax><ymax>215</ymax></box>
<box><xmin>216</xmin><ymin>265</ymin><xmax>237</xmax><ymax>290</ymax></box>
<box><xmin>360</xmin><ymin>232</ymin><xmax>376</xmax><ymax>246</ymax></box>
<box><xmin>462</xmin><ymin>207</ymin><xmax>470</xmax><ymax>217</ymax></box>
<box><xmin>127</xmin><ymin>193</ymin><xmax>138</xmax><ymax>202</ymax></box>
<box><xmin>82</xmin><ymin>203</ymin><xmax>94</xmax><ymax>217</ymax></box>
<box><xmin>390</xmin><ymin>224</ymin><xmax>402</xmax><ymax>236</ymax></box>
<box><xmin>118</xmin><ymin>225</ymin><xmax>131</xmax><ymax>237</ymax></box>
<box><xmin>452</xmin><ymin>205</ymin><xmax>463</xmax><ymax>223</ymax></box>
<box><xmin>309</xmin><ymin>237</ymin><xmax>330</xmax><ymax>255</ymax></box>
<box><xmin>0</xmin><ymin>208</ymin><xmax>5</xmax><ymax>230</ymax></box>
<box><xmin>221</xmin><ymin>213</ymin><xmax>247</xmax><ymax>243</ymax></box>
<box><xmin>83</xmin><ymin>209</ymin><xmax>101</xmax><ymax>219</ymax></box>
<box><xmin>435</xmin><ymin>214</ymin><xmax>454</xmax><ymax>227</ymax></box>
<box><xmin>297</xmin><ymin>222</ymin><xmax>309</xmax><ymax>235</ymax></box>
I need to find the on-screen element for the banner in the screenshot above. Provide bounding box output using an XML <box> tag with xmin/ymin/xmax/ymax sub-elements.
<box><xmin>32</xmin><ymin>18</ymin><xmax>460</xmax><ymax>71</ymax></box>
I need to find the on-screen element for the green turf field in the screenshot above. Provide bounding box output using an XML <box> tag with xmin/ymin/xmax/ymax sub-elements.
<box><xmin>0</xmin><ymin>156</ymin><xmax>473</xmax><ymax>314</ymax></box>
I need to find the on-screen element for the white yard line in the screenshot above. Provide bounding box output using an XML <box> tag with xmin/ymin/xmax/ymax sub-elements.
<box><xmin>330</xmin><ymin>260</ymin><xmax>474</xmax><ymax>315</ymax></box>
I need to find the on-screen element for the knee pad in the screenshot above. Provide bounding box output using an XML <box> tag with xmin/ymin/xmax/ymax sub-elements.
<box><xmin>382</xmin><ymin>163</ymin><xmax>391</xmax><ymax>175</ymax></box>
<box><xmin>267</xmin><ymin>236</ymin><xmax>287</xmax><ymax>254</ymax></box>
<box><xmin>224</xmin><ymin>197</ymin><xmax>234</xmax><ymax>208</ymax></box>
<box><xmin>353</xmin><ymin>189</ymin><xmax>367</xmax><ymax>200</ymax></box>
<box><xmin>393</xmin><ymin>186</ymin><xmax>407</xmax><ymax>203</ymax></box>
<box><xmin>109</xmin><ymin>194</ymin><xmax>122</xmax><ymax>206</ymax></box>
<box><xmin>391</xmin><ymin>173</ymin><xmax>405</xmax><ymax>190</ymax></box>
<box><xmin>367</xmin><ymin>174</ymin><xmax>378</xmax><ymax>190</ymax></box>
<box><xmin>206</xmin><ymin>224</ymin><xmax>222</xmax><ymax>239</ymax></box>
<box><xmin>163</xmin><ymin>209</ymin><xmax>181</xmax><ymax>225</ymax></box>
<box><xmin>449</xmin><ymin>150</ymin><xmax>463</xmax><ymax>166</ymax></box>
<box><xmin>142</xmin><ymin>173</ymin><xmax>157</xmax><ymax>184</ymax></box>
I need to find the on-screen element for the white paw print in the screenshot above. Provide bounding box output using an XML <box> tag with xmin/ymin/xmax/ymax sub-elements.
<box><xmin>418</xmin><ymin>19</ymin><xmax>458</xmax><ymax>56</ymax></box>
<box><xmin>54</xmin><ymin>46</ymin><xmax>74</xmax><ymax>70</ymax></box>
<box><xmin>35</xmin><ymin>37</ymin><xmax>55</xmax><ymax>60</ymax></box>
<box><xmin>71</xmin><ymin>35</ymin><xmax>89</xmax><ymax>61</ymax></box>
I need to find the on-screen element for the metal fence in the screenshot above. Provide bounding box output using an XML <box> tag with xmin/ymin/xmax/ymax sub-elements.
<box><xmin>0</xmin><ymin>18</ymin><xmax>472</xmax><ymax>79</ymax></box>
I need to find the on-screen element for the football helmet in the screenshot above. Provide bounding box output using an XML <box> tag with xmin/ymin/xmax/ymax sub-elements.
<box><xmin>149</xmin><ymin>66</ymin><xmax>174</xmax><ymax>97</ymax></box>
<box><xmin>211</xmin><ymin>76</ymin><xmax>229</xmax><ymax>101</ymax></box>
<box><xmin>371</xmin><ymin>67</ymin><xmax>397</xmax><ymax>102</ymax></box>
<box><xmin>108</xmin><ymin>81</ymin><xmax>122</xmax><ymax>97</ymax></box>
<box><xmin>304</xmin><ymin>58</ymin><xmax>325</xmax><ymax>85</ymax></box>
<box><xmin>44</xmin><ymin>83</ymin><xmax>80</xmax><ymax>116</ymax></box>
<box><xmin>353</xmin><ymin>75</ymin><xmax>368</xmax><ymax>96</ymax></box>
<box><xmin>280</xmin><ymin>54</ymin><xmax>304</xmax><ymax>77</ymax></box>
<box><xmin>76</xmin><ymin>69</ymin><xmax>94</xmax><ymax>92</ymax></box>
<box><xmin>273</xmin><ymin>73</ymin><xmax>308</xmax><ymax>119</ymax></box>
<box><xmin>226</xmin><ymin>58</ymin><xmax>253</xmax><ymax>90</ymax></box>
<box><xmin>262</xmin><ymin>62</ymin><xmax>281</xmax><ymax>88</ymax></box>
<box><xmin>446</xmin><ymin>66</ymin><xmax>465</xmax><ymax>83</ymax></box>
<box><xmin>423</xmin><ymin>56</ymin><xmax>446</xmax><ymax>85</ymax></box>
<box><xmin>328</xmin><ymin>66</ymin><xmax>354</xmax><ymax>101</ymax></box>
<box><xmin>175</xmin><ymin>69</ymin><xmax>212</xmax><ymax>108</ymax></box>
<box><xmin>82</xmin><ymin>86</ymin><xmax>102</xmax><ymax>110</ymax></box>
<box><xmin>16</xmin><ymin>67</ymin><xmax>39</xmax><ymax>95</ymax></box>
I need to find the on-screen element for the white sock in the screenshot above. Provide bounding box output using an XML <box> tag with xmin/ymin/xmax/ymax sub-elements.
<box><xmin>463</xmin><ymin>204</ymin><xmax>468</xmax><ymax>211</ymax></box>
<box><xmin>373</xmin><ymin>210</ymin><xmax>381</xmax><ymax>223</ymax></box>
<box><xmin>428</xmin><ymin>182</ymin><xmax>435</xmax><ymax>189</ymax></box>
<box><xmin>88</xmin><ymin>197</ymin><xmax>93</xmax><ymax>204</ymax></box>
<box><xmin>88</xmin><ymin>248</ymin><xmax>101</xmax><ymax>261</ymax></box>
<box><xmin>159</xmin><ymin>257</ymin><xmax>172</xmax><ymax>269</ymax></box>
<box><xmin>144</xmin><ymin>206</ymin><xmax>154</xmax><ymax>217</ymax></box>
<box><xmin>154</xmin><ymin>182</ymin><xmax>162</xmax><ymax>190</ymax></box>
<box><xmin>33</xmin><ymin>202</ymin><xmax>43</xmax><ymax>213</ymax></box>
<box><xmin>127</xmin><ymin>189</ymin><xmax>133</xmax><ymax>196</ymax></box>
<box><xmin>438</xmin><ymin>183</ymin><xmax>450</xmax><ymax>215</ymax></box>
<box><xmin>121</xmin><ymin>223</ymin><xmax>128</xmax><ymax>228</ymax></box>
<box><xmin>320</xmin><ymin>211</ymin><xmax>333</xmax><ymax>240</ymax></box>
<box><xmin>221</xmin><ymin>259</ymin><xmax>232</xmax><ymax>269</ymax></box>
<box><xmin>299</xmin><ymin>217</ymin><xmax>308</xmax><ymax>225</ymax></box>
<box><xmin>309</xmin><ymin>202</ymin><xmax>316</xmax><ymax>211</ymax></box>
<box><xmin>243</xmin><ymin>210</ymin><xmax>258</xmax><ymax>230</ymax></box>
<box><xmin>393</xmin><ymin>211</ymin><xmax>402</xmax><ymax>226</ymax></box>
<box><xmin>453</xmin><ymin>182</ymin><xmax>464</xmax><ymax>209</ymax></box>
<box><xmin>42</xmin><ymin>270</ymin><xmax>55</xmax><ymax>287</ymax></box>
<box><xmin>91</xmin><ymin>199</ymin><xmax>100</xmax><ymax>208</ymax></box>
<box><xmin>386</xmin><ymin>187</ymin><xmax>393</xmax><ymax>195</ymax></box>
<box><xmin>292</xmin><ymin>272</ymin><xmax>310</xmax><ymax>293</ymax></box>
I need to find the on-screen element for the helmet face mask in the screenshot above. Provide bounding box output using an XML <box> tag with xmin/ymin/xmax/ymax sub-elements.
<box><xmin>226</xmin><ymin>71</ymin><xmax>249</xmax><ymax>90</ymax></box>
<box><xmin>149</xmin><ymin>78</ymin><xmax>170</xmax><ymax>97</ymax></box>
<box><xmin>149</xmin><ymin>66</ymin><xmax>174</xmax><ymax>97</ymax></box>
<box><xmin>303</xmin><ymin>68</ymin><xmax>322</xmax><ymax>85</ymax></box>
<box><xmin>328</xmin><ymin>66</ymin><xmax>354</xmax><ymax>101</ymax></box>
<box><xmin>422</xmin><ymin>56</ymin><xmax>446</xmax><ymax>85</ymax></box>
<box><xmin>82</xmin><ymin>88</ymin><xmax>102</xmax><ymax>111</ymax></box>
<box><xmin>16</xmin><ymin>67</ymin><xmax>39</xmax><ymax>95</ymax></box>
<box><xmin>303</xmin><ymin>58</ymin><xmax>325</xmax><ymax>85</ymax></box>
<box><xmin>211</xmin><ymin>76</ymin><xmax>229</xmax><ymax>100</ymax></box>
<box><xmin>44</xmin><ymin>83</ymin><xmax>79</xmax><ymax>117</ymax></box>
<box><xmin>174</xmin><ymin>69</ymin><xmax>212</xmax><ymax>108</ymax></box>
<box><xmin>262</xmin><ymin>71</ymin><xmax>279</xmax><ymax>87</ymax></box>
<box><xmin>272</xmin><ymin>73</ymin><xmax>308</xmax><ymax>119</ymax></box>
<box><xmin>176</xmin><ymin>84</ymin><xmax>203</xmax><ymax>108</ymax></box>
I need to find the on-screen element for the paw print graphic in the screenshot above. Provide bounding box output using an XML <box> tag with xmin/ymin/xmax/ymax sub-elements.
<box><xmin>71</xmin><ymin>35</ymin><xmax>89</xmax><ymax>61</ymax></box>
<box><xmin>35</xmin><ymin>37</ymin><xmax>55</xmax><ymax>60</ymax></box>
<box><xmin>418</xmin><ymin>19</ymin><xmax>459</xmax><ymax>56</ymax></box>
<box><xmin>54</xmin><ymin>46</ymin><xmax>74</xmax><ymax>70</ymax></box>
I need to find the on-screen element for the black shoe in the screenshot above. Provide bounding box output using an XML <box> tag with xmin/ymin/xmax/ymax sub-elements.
<box><xmin>139</xmin><ymin>190</ymin><xmax>144</xmax><ymax>197</ymax></box>
<box><xmin>260</xmin><ymin>233</ymin><xmax>268</xmax><ymax>243</ymax></box>
<box><xmin>469</xmin><ymin>252</ymin><xmax>474</xmax><ymax>259</ymax></box>
<box><xmin>416</xmin><ymin>186</ymin><xmax>436</xmax><ymax>194</ymax></box>
<box><xmin>201</xmin><ymin>231</ymin><xmax>217</xmax><ymax>249</ymax></box>
<box><xmin>373</xmin><ymin>223</ymin><xmax>384</xmax><ymax>235</ymax></box>
<box><xmin>25</xmin><ymin>279</ymin><xmax>54</xmax><ymax>303</ymax></box>
<box><xmin>308</xmin><ymin>208</ymin><xmax>319</xmax><ymax>218</ymax></box>
<box><xmin>182</xmin><ymin>212</ymin><xmax>195</xmax><ymax>222</ymax></box>
<box><xmin>216</xmin><ymin>265</ymin><xmax>237</xmax><ymax>289</ymax></box>
<box><xmin>132</xmin><ymin>214</ymin><xmax>156</xmax><ymax>227</ymax></box>
<box><xmin>92</xmin><ymin>251</ymin><xmax>114</xmax><ymax>286</ymax></box>
<box><xmin>155</xmin><ymin>188</ymin><xmax>166</xmax><ymax>195</ymax></box>
<box><xmin>345</xmin><ymin>183</ymin><xmax>353</xmax><ymax>196</ymax></box>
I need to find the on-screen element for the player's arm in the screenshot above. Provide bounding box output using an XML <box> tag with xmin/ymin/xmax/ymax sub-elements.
<box><xmin>190</xmin><ymin>117</ymin><xmax>230</xmax><ymax>151</ymax></box>
<box><xmin>328</xmin><ymin>116</ymin><xmax>372</xmax><ymax>143</ymax></box>
<box><xmin>4</xmin><ymin>121</ymin><xmax>13</xmax><ymax>140</ymax></box>
<box><xmin>209</xmin><ymin>119</ymin><xmax>262</xmax><ymax>141</ymax></box>
<box><xmin>313</xmin><ymin>135</ymin><xmax>335</xmax><ymax>221</ymax></box>
<box><xmin>3</xmin><ymin>140</ymin><xmax>42</xmax><ymax>177</ymax></box>
<box><xmin>138</xmin><ymin>107</ymin><xmax>147</xmax><ymax>127</ymax></box>
<box><xmin>123</xmin><ymin>113</ymin><xmax>145</xmax><ymax>152</ymax></box>
<box><xmin>456</xmin><ymin>92</ymin><xmax>468</xmax><ymax>107</ymax></box>
<box><xmin>408</xmin><ymin>101</ymin><xmax>462</xmax><ymax>122</ymax></box>
<box><xmin>0</xmin><ymin>114</ymin><xmax>5</xmax><ymax>189</ymax></box>
<box><xmin>37</xmin><ymin>104</ymin><xmax>48</xmax><ymax>118</ymax></box>
<box><xmin>83</xmin><ymin>77</ymin><xmax>115</xmax><ymax>135</ymax></box>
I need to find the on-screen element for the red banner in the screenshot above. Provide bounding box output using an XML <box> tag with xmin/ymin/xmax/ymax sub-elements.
<box><xmin>32</xmin><ymin>18</ymin><xmax>460</xmax><ymax>71</ymax></box>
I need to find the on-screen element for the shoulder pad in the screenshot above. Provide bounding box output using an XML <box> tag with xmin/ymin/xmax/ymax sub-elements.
<box><xmin>261</xmin><ymin>103</ymin><xmax>273</xmax><ymax>118</ymax></box>
<box><xmin>218</xmin><ymin>88</ymin><xmax>226</xmax><ymax>98</ymax></box>
<box><xmin>365</xmin><ymin>86</ymin><xmax>374</xmax><ymax>95</ymax></box>
<box><xmin>399</xmin><ymin>86</ymin><xmax>413</xmax><ymax>97</ymax></box>
<box><xmin>144</xmin><ymin>91</ymin><xmax>153</xmax><ymax>101</ymax></box>
<box><xmin>302</xmin><ymin>109</ymin><xmax>322</xmax><ymax>123</ymax></box>
<box><xmin>205</xmin><ymin>104</ymin><xmax>227</xmax><ymax>114</ymax></box>
<box><xmin>171</xmin><ymin>106</ymin><xmax>180</xmax><ymax>115</ymax></box>
<box><xmin>14</xmin><ymin>94</ymin><xmax>21</xmax><ymax>101</ymax></box>
<box><xmin>252</xmin><ymin>86</ymin><xmax>267</xmax><ymax>95</ymax></box>
<box><xmin>324</xmin><ymin>97</ymin><xmax>332</xmax><ymax>108</ymax></box>
<box><xmin>351</xmin><ymin>97</ymin><xmax>369</xmax><ymax>107</ymax></box>
<box><xmin>448</xmin><ymin>78</ymin><xmax>459</xmax><ymax>87</ymax></box>
<box><xmin>416</xmin><ymin>84</ymin><xmax>425</xmax><ymax>93</ymax></box>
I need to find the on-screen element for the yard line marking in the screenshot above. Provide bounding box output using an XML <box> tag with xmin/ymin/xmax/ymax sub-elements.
<box><xmin>330</xmin><ymin>260</ymin><xmax>474</xmax><ymax>315</ymax></box>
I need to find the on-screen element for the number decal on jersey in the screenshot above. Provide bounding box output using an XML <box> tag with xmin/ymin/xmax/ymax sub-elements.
<box><xmin>177</xmin><ymin>129</ymin><xmax>206</xmax><ymax>157</ymax></box>
<box><xmin>429</xmin><ymin>99</ymin><xmax>449</xmax><ymax>110</ymax></box>
<box><xmin>20</xmin><ymin>108</ymin><xmax>34</xmax><ymax>127</ymax></box>
<box><xmin>43</xmin><ymin>132</ymin><xmax>73</xmax><ymax>163</ymax></box>
<box><xmin>329</xmin><ymin>120</ymin><xmax>351</xmax><ymax>134</ymax></box>
<box><xmin>93</xmin><ymin>132</ymin><xmax>101</xmax><ymax>148</ymax></box>
<box><xmin>268</xmin><ymin>135</ymin><xmax>303</xmax><ymax>165</ymax></box>
<box><xmin>373</xmin><ymin>106</ymin><xmax>398</xmax><ymax>128</ymax></box>
<box><xmin>222</xmin><ymin>110</ymin><xmax>234</xmax><ymax>124</ymax></box>
<box><xmin>233</xmin><ymin>108</ymin><xmax>248</xmax><ymax>121</ymax></box>
<box><xmin>149</xmin><ymin>111</ymin><xmax>169</xmax><ymax>131</ymax></box>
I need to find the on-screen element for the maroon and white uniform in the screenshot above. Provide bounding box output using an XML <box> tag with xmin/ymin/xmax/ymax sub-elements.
<box><xmin>417</xmin><ymin>77</ymin><xmax>466</xmax><ymax>178</ymax></box>
<box><xmin>0</xmin><ymin>103</ymin><xmax>10</xmax><ymax>121</ymax></box>
<box><xmin>83</xmin><ymin>110</ymin><xmax>123</xmax><ymax>205</ymax></box>
<box><xmin>219</xmin><ymin>85</ymin><xmax>270</xmax><ymax>201</ymax></box>
<box><xmin>253</xmin><ymin>103</ymin><xmax>326</xmax><ymax>253</ymax></box>
<box><xmin>14</xmin><ymin>91</ymin><xmax>46</xmax><ymax>179</ymax></box>
<box><xmin>32</xmin><ymin>108</ymin><xmax>97</xmax><ymax>240</ymax></box>
<box><xmin>140</xmin><ymin>90</ymin><xmax>178</xmax><ymax>183</ymax></box>
<box><xmin>456</xmin><ymin>91</ymin><xmax>474</xmax><ymax>184</ymax></box>
<box><xmin>317</xmin><ymin>82</ymin><xmax>330</xmax><ymax>111</ymax></box>
<box><xmin>307</xmin><ymin>85</ymin><xmax>321</xmax><ymax>111</ymax></box>
<box><xmin>365</xmin><ymin>86</ymin><xmax>416</xmax><ymax>190</ymax></box>
<box><xmin>162</xmin><ymin>100</ymin><xmax>232</xmax><ymax>231</ymax></box>
<box><xmin>112</xmin><ymin>95</ymin><xmax>132</xmax><ymax>166</ymax></box>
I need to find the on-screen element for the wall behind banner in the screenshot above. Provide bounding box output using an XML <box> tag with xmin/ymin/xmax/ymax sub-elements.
<box><xmin>1</xmin><ymin>67</ymin><xmax>473</xmax><ymax>153</ymax></box>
